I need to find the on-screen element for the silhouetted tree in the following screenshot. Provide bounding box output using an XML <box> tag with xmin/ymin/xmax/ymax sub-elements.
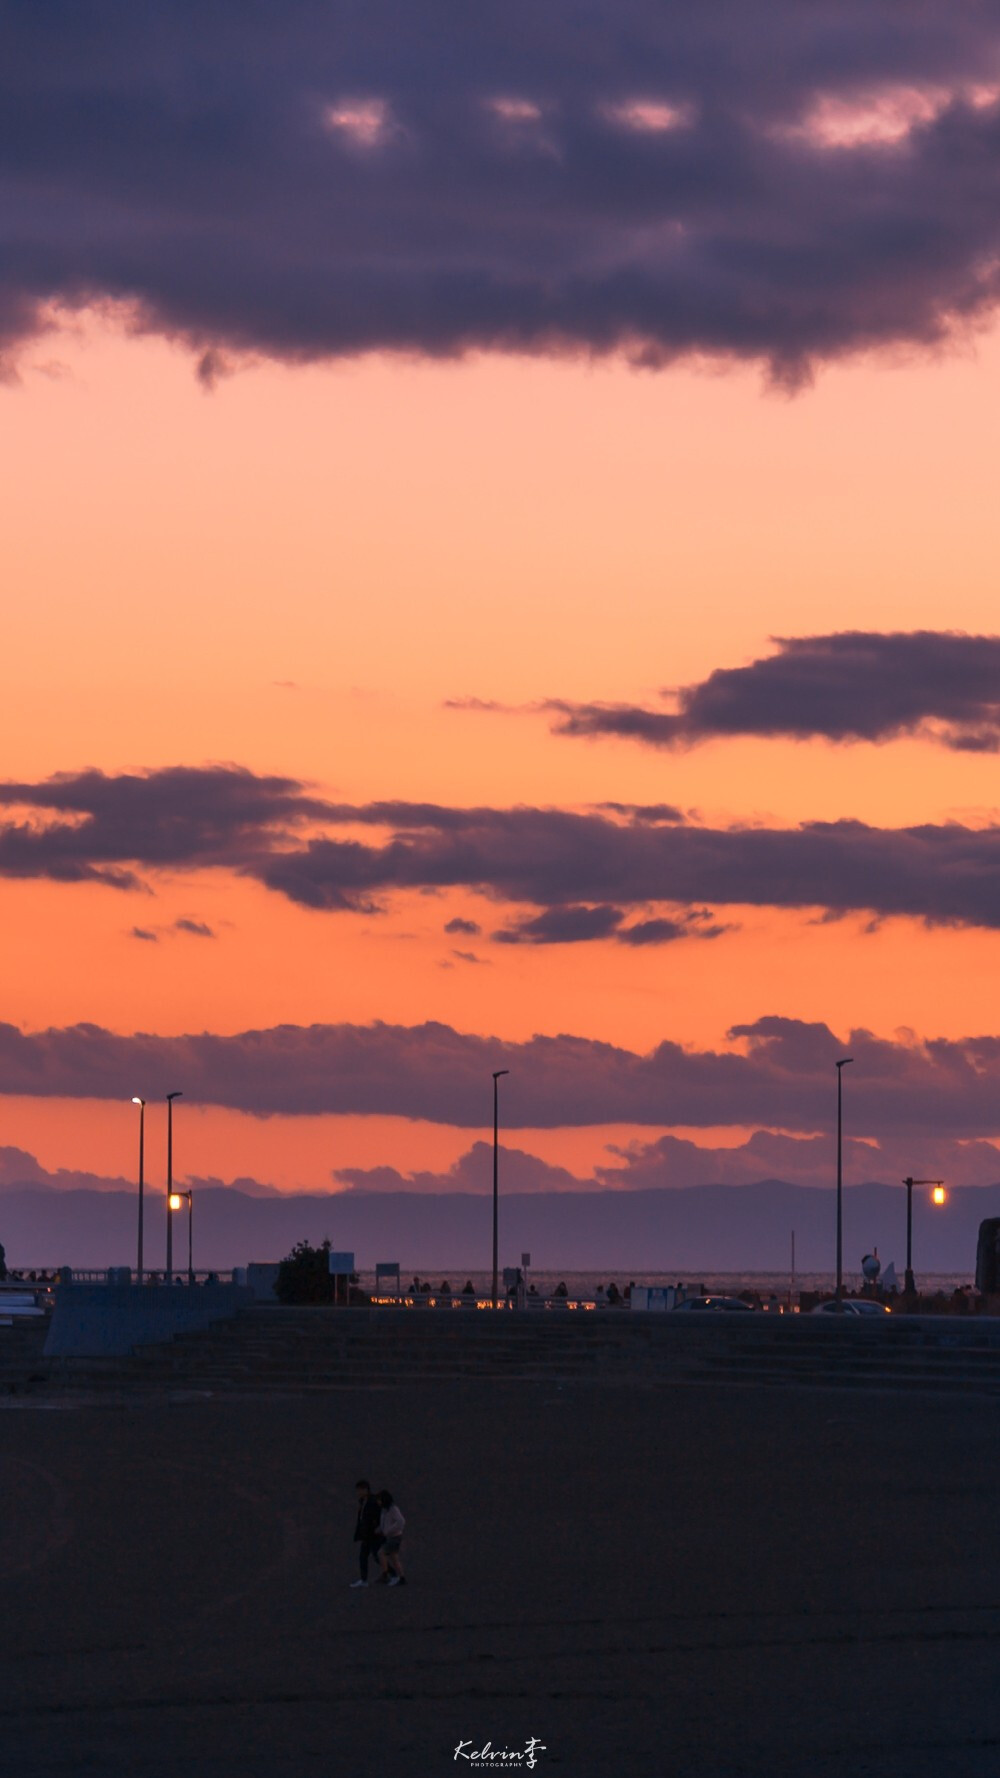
<box><xmin>274</xmin><ymin>1238</ymin><xmax>338</xmax><ymax>1305</ymax></box>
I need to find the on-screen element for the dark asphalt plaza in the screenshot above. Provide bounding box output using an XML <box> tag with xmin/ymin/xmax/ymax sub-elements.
<box><xmin>2</xmin><ymin>1379</ymin><xmax>999</xmax><ymax>1778</ymax></box>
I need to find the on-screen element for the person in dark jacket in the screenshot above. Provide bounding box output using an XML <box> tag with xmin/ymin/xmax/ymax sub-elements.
<box><xmin>351</xmin><ymin>1478</ymin><xmax>383</xmax><ymax>1587</ymax></box>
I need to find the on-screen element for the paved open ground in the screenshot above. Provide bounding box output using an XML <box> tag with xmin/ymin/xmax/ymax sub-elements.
<box><xmin>2</xmin><ymin>1372</ymin><xmax>1000</xmax><ymax>1778</ymax></box>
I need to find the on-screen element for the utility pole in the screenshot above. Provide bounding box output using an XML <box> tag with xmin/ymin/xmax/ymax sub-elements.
<box><xmin>835</xmin><ymin>1058</ymin><xmax>853</xmax><ymax>1309</ymax></box>
<box><xmin>492</xmin><ymin>1069</ymin><xmax>509</xmax><ymax>1309</ymax></box>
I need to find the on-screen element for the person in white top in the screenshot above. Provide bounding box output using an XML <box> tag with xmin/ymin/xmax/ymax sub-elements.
<box><xmin>375</xmin><ymin>1489</ymin><xmax>406</xmax><ymax>1586</ymax></box>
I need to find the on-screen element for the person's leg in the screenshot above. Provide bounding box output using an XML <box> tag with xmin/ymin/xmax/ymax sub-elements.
<box><xmin>359</xmin><ymin>1540</ymin><xmax>370</xmax><ymax>1581</ymax></box>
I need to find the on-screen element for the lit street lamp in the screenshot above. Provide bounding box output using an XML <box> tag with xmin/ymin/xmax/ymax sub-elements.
<box><xmin>169</xmin><ymin>1190</ymin><xmax>194</xmax><ymax>1285</ymax></box>
<box><xmin>131</xmin><ymin>1097</ymin><xmax>146</xmax><ymax>1283</ymax></box>
<box><xmin>166</xmin><ymin>1091</ymin><xmax>183</xmax><ymax>1282</ymax></box>
<box><xmin>492</xmin><ymin>1069</ymin><xmax>509</xmax><ymax>1310</ymax></box>
<box><xmin>835</xmin><ymin>1058</ymin><xmax>853</xmax><ymax>1309</ymax></box>
<box><xmin>902</xmin><ymin>1178</ymin><xmax>945</xmax><ymax>1296</ymax></box>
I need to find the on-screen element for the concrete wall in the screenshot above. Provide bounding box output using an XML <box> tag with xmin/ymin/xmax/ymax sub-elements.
<box><xmin>43</xmin><ymin>1283</ymin><xmax>253</xmax><ymax>1358</ymax></box>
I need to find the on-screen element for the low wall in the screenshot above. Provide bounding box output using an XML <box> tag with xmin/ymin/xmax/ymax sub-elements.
<box><xmin>43</xmin><ymin>1283</ymin><xmax>253</xmax><ymax>1358</ymax></box>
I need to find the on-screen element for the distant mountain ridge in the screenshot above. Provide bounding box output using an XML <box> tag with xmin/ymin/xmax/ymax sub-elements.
<box><xmin>1</xmin><ymin>1179</ymin><xmax>994</xmax><ymax>1275</ymax></box>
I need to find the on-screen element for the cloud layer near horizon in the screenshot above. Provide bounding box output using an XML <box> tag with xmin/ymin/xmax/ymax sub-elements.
<box><xmin>3</xmin><ymin>1015</ymin><xmax>1000</xmax><ymax>1137</ymax></box>
<box><xmin>4</xmin><ymin>1123</ymin><xmax>1000</xmax><ymax>1200</ymax></box>
<box><xmin>5</xmin><ymin>6</ymin><xmax>1000</xmax><ymax>379</ymax></box>
<box><xmin>337</xmin><ymin>1127</ymin><xmax>1000</xmax><ymax>1193</ymax></box>
<box><xmin>3</xmin><ymin>764</ymin><xmax>1000</xmax><ymax>934</ymax></box>
<box><xmin>539</xmin><ymin>631</ymin><xmax>1000</xmax><ymax>752</ymax></box>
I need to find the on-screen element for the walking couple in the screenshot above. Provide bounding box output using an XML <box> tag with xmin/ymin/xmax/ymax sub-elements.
<box><xmin>352</xmin><ymin>1478</ymin><xmax>406</xmax><ymax>1588</ymax></box>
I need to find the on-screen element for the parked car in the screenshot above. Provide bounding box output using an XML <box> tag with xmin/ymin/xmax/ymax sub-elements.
<box><xmin>811</xmin><ymin>1299</ymin><xmax>891</xmax><ymax>1316</ymax></box>
<box><xmin>673</xmin><ymin>1295</ymin><xmax>756</xmax><ymax>1312</ymax></box>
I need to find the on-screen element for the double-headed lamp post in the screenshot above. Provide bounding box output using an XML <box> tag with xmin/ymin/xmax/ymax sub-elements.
<box><xmin>168</xmin><ymin>1190</ymin><xmax>194</xmax><ymax>1285</ymax></box>
<box><xmin>166</xmin><ymin>1091</ymin><xmax>183</xmax><ymax>1282</ymax></box>
<box><xmin>902</xmin><ymin>1178</ymin><xmax>946</xmax><ymax>1296</ymax></box>
<box><xmin>835</xmin><ymin>1058</ymin><xmax>853</xmax><ymax>1309</ymax></box>
<box><xmin>131</xmin><ymin>1097</ymin><xmax>146</xmax><ymax>1283</ymax></box>
<box><xmin>492</xmin><ymin>1069</ymin><xmax>509</xmax><ymax>1310</ymax></box>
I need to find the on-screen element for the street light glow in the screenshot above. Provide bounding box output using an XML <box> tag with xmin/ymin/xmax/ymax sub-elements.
<box><xmin>168</xmin><ymin>1193</ymin><xmax>183</xmax><ymax>1212</ymax></box>
<box><xmin>932</xmin><ymin>1185</ymin><xmax>947</xmax><ymax>1205</ymax></box>
<box><xmin>131</xmin><ymin>1096</ymin><xmax>144</xmax><ymax>1105</ymax></box>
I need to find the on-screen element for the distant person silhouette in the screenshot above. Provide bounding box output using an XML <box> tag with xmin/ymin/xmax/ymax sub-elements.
<box><xmin>376</xmin><ymin>1490</ymin><xmax>406</xmax><ymax>1586</ymax></box>
<box><xmin>350</xmin><ymin>1478</ymin><xmax>383</xmax><ymax>1588</ymax></box>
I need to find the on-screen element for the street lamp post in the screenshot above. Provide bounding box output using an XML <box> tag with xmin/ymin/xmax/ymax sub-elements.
<box><xmin>492</xmin><ymin>1069</ymin><xmax>509</xmax><ymax>1309</ymax></box>
<box><xmin>166</xmin><ymin>1092</ymin><xmax>183</xmax><ymax>1282</ymax></box>
<box><xmin>169</xmin><ymin>1190</ymin><xmax>194</xmax><ymax>1285</ymax></box>
<box><xmin>131</xmin><ymin>1097</ymin><xmax>146</xmax><ymax>1283</ymax></box>
<box><xmin>835</xmin><ymin>1058</ymin><xmax>853</xmax><ymax>1309</ymax></box>
<box><xmin>902</xmin><ymin>1178</ymin><xmax>945</xmax><ymax>1296</ymax></box>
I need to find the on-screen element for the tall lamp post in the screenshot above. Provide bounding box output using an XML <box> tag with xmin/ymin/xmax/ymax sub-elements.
<box><xmin>902</xmin><ymin>1178</ymin><xmax>945</xmax><ymax>1296</ymax></box>
<box><xmin>835</xmin><ymin>1057</ymin><xmax>853</xmax><ymax>1309</ymax></box>
<box><xmin>169</xmin><ymin>1190</ymin><xmax>194</xmax><ymax>1285</ymax></box>
<box><xmin>492</xmin><ymin>1069</ymin><xmax>509</xmax><ymax>1310</ymax></box>
<box><xmin>131</xmin><ymin>1097</ymin><xmax>146</xmax><ymax>1283</ymax></box>
<box><xmin>166</xmin><ymin>1091</ymin><xmax>183</xmax><ymax>1282</ymax></box>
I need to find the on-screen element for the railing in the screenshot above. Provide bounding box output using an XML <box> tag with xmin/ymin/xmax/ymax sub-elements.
<box><xmin>9</xmin><ymin>1269</ymin><xmax>235</xmax><ymax>1286</ymax></box>
<box><xmin>369</xmin><ymin>1294</ymin><xmax>600</xmax><ymax>1310</ymax></box>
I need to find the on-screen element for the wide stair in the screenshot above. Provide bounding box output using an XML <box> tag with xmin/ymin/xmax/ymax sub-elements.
<box><xmin>30</xmin><ymin>1306</ymin><xmax>1000</xmax><ymax>1398</ymax></box>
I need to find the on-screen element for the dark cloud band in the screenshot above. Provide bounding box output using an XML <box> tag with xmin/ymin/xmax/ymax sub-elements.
<box><xmin>4</xmin><ymin>8</ymin><xmax>1000</xmax><ymax>377</ymax></box>
<box><xmin>1</xmin><ymin>1014</ymin><xmax>999</xmax><ymax>1136</ymax></box>
<box><xmin>3</xmin><ymin>766</ymin><xmax>1000</xmax><ymax>932</ymax></box>
<box><xmin>543</xmin><ymin>631</ymin><xmax>1000</xmax><ymax>751</ymax></box>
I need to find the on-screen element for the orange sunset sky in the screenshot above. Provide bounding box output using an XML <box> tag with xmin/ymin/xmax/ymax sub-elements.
<box><xmin>2</xmin><ymin>314</ymin><xmax>999</xmax><ymax>1193</ymax></box>
<box><xmin>3</xmin><ymin>7</ymin><xmax>1000</xmax><ymax>1208</ymax></box>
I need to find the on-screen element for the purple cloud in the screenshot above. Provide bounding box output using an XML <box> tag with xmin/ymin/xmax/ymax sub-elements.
<box><xmin>0</xmin><ymin>765</ymin><xmax>331</xmax><ymax>886</ymax></box>
<box><xmin>3</xmin><ymin>767</ymin><xmax>1000</xmax><ymax>933</ymax></box>
<box><xmin>618</xmin><ymin>913</ymin><xmax>728</xmax><ymax>945</ymax></box>
<box><xmin>542</xmin><ymin>631</ymin><xmax>1000</xmax><ymax>751</ymax></box>
<box><xmin>4</xmin><ymin>11</ymin><xmax>1000</xmax><ymax>379</ymax></box>
<box><xmin>495</xmin><ymin>904</ymin><xmax>626</xmax><ymax>945</ymax></box>
<box><xmin>256</xmin><ymin>803</ymin><xmax>1000</xmax><ymax>931</ymax></box>
<box><xmin>338</xmin><ymin>1128</ymin><xmax>1000</xmax><ymax>1194</ymax></box>
<box><xmin>1</xmin><ymin>1014</ymin><xmax>1000</xmax><ymax>1139</ymax></box>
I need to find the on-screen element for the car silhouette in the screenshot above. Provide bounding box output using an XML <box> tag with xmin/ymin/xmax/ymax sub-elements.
<box><xmin>811</xmin><ymin>1299</ymin><xmax>891</xmax><ymax>1316</ymax></box>
<box><xmin>673</xmin><ymin>1295</ymin><xmax>756</xmax><ymax>1312</ymax></box>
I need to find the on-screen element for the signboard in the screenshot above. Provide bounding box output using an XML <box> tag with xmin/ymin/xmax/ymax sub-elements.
<box><xmin>327</xmin><ymin>1250</ymin><xmax>355</xmax><ymax>1275</ymax></box>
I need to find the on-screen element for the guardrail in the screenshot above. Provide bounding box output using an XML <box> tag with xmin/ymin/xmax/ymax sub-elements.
<box><xmin>9</xmin><ymin>1269</ymin><xmax>235</xmax><ymax>1286</ymax></box>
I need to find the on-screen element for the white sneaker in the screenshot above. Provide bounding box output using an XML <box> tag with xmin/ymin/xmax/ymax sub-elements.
<box><xmin>387</xmin><ymin>1576</ymin><xmax>401</xmax><ymax>1587</ymax></box>
<box><xmin>350</xmin><ymin>1579</ymin><xmax>369</xmax><ymax>1588</ymax></box>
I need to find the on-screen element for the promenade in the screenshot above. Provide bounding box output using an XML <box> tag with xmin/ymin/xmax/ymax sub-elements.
<box><xmin>3</xmin><ymin>1315</ymin><xmax>1000</xmax><ymax>1777</ymax></box>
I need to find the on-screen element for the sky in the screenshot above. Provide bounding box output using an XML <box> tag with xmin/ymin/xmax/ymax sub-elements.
<box><xmin>2</xmin><ymin>3</ymin><xmax>1000</xmax><ymax>1259</ymax></box>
